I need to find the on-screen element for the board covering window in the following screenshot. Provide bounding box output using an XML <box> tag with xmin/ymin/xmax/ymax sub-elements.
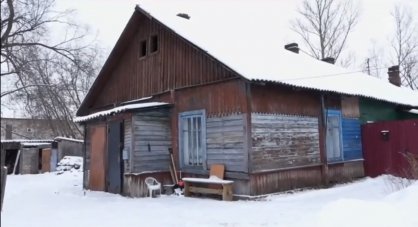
<box><xmin>179</xmin><ymin>110</ymin><xmax>206</xmax><ymax>168</ymax></box>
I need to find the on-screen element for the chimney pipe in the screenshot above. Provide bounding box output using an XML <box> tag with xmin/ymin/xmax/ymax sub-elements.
<box><xmin>176</xmin><ymin>13</ymin><xmax>190</xmax><ymax>20</ymax></box>
<box><xmin>388</xmin><ymin>65</ymin><xmax>401</xmax><ymax>87</ymax></box>
<box><xmin>322</xmin><ymin>57</ymin><xmax>335</xmax><ymax>64</ymax></box>
<box><xmin>284</xmin><ymin>43</ymin><xmax>299</xmax><ymax>54</ymax></box>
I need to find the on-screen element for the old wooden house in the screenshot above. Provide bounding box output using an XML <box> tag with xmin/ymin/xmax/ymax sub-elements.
<box><xmin>75</xmin><ymin>2</ymin><xmax>418</xmax><ymax>197</ymax></box>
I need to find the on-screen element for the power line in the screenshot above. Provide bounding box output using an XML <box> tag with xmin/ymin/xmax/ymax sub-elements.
<box><xmin>279</xmin><ymin>66</ymin><xmax>390</xmax><ymax>81</ymax></box>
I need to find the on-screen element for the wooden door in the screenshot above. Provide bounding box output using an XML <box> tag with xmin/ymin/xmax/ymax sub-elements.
<box><xmin>41</xmin><ymin>148</ymin><xmax>51</xmax><ymax>172</ymax></box>
<box><xmin>89</xmin><ymin>125</ymin><xmax>107</xmax><ymax>191</ymax></box>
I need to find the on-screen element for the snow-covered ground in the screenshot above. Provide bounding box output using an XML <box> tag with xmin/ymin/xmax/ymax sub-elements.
<box><xmin>1</xmin><ymin>172</ymin><xmax>417</xmax><ymax>227</ymax></box>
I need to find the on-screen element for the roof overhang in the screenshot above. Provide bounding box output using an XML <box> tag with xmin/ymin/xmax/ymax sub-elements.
<box><xmin>74</xmin><ymin>102</ymin><xmax>171</xmax><ymax>123</ymax></box>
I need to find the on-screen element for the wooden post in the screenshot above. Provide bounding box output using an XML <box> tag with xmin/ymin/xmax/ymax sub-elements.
<box><xmin>1</xmin><ymin>166</ymin><xmax>7</xmax><ymax>211</ymax></box>
<box><xmin>184</xmin><ymin>181</ymin><xmax>190</xmax><ymax>197</ymax></box>
<box><xmin>222</xmin><ymin>184</ymin><xmax>233</xmax><ymax>201</ymax></box>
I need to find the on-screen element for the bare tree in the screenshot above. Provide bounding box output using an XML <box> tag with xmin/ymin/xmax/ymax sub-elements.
<box><xmin>362</xmin><ymin>43</ymin><xmax>385</xmax><ymax>78</ymax></box>
<box><xmin>1</xmin><ymin>0</ymin><xmax>87</xmax><ymax>77</ymax></box>
<box><xmin>1</xmin><ymin>0</ymin><xmax>101</xmax><ymax>138</ymax></box>
<box><xmin>390</xmin><ymin>5</ymin><xmax>418</xmax><ymax>90</ymax></box>
<box><xmin>291</xmin><ymin>0</ymin><xmax>359</xmax><ymax>63</ymax></box>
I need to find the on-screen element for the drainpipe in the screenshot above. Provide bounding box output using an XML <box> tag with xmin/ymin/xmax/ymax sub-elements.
<box><xmin>320</xmin><ymin>94</ymin><xmax>329</xmax><ymax>186</ymax></box>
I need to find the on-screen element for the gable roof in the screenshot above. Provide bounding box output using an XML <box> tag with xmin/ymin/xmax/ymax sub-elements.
<box><xmin>135</xmin><ymin>0</ymin><xmax>418</xmax><ymax>107</ymax></box>
<box><xmin>77</xmin><ymin>0</ymin><xmax>418</xmax><ymax>116</ymax></box>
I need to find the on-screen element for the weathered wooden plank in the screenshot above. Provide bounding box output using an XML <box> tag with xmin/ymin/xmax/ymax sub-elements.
<box><xmin>207</xmin><ymin>143</ymin><xmax>244</xmax><ymax>149</ymax></box>
<box><xmin>251</xmin><ymin>114</ymin><xmax>320</xmax><ymax>172</ymax></box>
<box><xmin>189</xmin><ymin>186</ymin><xmax>223</xmax><ymax>195</ymax></box>
<box><xmin>207</xmin><ymin>148</ymin><xmax>245</xmax><ymax>154</ymax></box>
<box><xmin>205</xmin><ymin>114</ymin><xmax>248</xmax><ymax>173</ymax></box>
<box><xmin>131</xmin><ymin>111</ymin><xmax>171</xmax><ymax>173</ymax></box>
<box><xmin>206</xmin><ymin>125</ymin><xmax>244</xmax><ymax>133</ymax></box>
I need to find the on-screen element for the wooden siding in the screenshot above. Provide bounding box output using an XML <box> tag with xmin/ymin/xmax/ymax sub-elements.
<box><xmin>250</xmin><ymin>84</ymin><xmax>321</xmax><ymax>116</ymax></box>
<box><xmin>250</xmin><ymin>166</ymin><xmax>323</xmax><ymax>195</ymax></box>
<box><xmin>123</xmin><ymin>172</ymin><xmax>172</xmax><ymax>197</ymax></box>
<box><xmin>124</xmin><ymin>119</ymin><xmax>132</xmax><ymax>173</ymax></box>
<box><xmin>341</xmin><ymin>96</ymin><xmax>360</xmax><ymax>118</ymax></box>
<box><xmin>131</xmin><ymin>110</ymin><xmax>171</xmax><ymax>172</ymax></box>
<box><xmin>342</xmin><ymin>118</ymin><xmax>363</xmax><ymax>160</ymax></box>
<box><xmin>90</xmin><ymin>12</ymin><xmax>238</xmax><ymax>112</ymax></box>
<box><xmin>151</xmin><ymin>80</ymin><xmax>249</xmax><ymax>175</ymax></box>
<box><xmin>206</xmin><ymin>114</ymin><xmax>248</xmax><ymax>173</ymax></box>
<box><xmin>251</xmin><ymin>114</ymin><xmax>321</xmax><ymax>172</ymax></box>
<box><xmin>328</xmin><ymin>161</ymin><xmax>364</xmax><ymax>183</ymax></box>
<box><xmin>173</xmin><ymin>79</ymin><xmax>248</xmax><ymax>116</ymax></box>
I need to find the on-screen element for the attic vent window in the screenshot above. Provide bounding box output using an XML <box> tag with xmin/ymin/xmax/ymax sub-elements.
<box><xmin>150</xmin><ymin>35</ymin><xmax>158</xmax><ymax>53</ymax></box>
<box><xmin>177</xmin><ymin>13</ymin><xmax>190</xmax><ymax>20</ymax></box>
<box><xmin>139</xmin><ymin>39</ymin><xmax>147</xmax><ymax>58</ymax></box>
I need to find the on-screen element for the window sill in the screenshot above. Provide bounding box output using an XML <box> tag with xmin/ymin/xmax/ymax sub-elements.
<box><xmin>328</xmin><ymin>159</ymin><xmax>364</xmax><ymax>165</ymax></box>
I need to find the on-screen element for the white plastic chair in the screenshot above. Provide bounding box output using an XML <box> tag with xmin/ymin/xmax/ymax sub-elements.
<box><xmin>144</xmin><ymin>177</ymin><xmax>161</xmax><ymax>198</ymax></box>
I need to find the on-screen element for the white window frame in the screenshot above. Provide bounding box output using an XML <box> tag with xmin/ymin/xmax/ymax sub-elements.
<box><xmin>326</xmin><ymin>109</ymin><xmax>343</xmax><ymax>162</ymax></box>
<box><xmin>178</xmin><ymin>110</ymin><xmax>207</xmax><ymax>169</ymax></box>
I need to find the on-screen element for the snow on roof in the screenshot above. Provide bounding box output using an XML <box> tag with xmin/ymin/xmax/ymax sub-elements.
<box><xmin>1</xmin><ymin>139</ymin><xmax>54</xmax><ymax>144</ymax></box>
<box><xmin>407</xmin><ymin>109</ymin><xmax>418</xmax><ymax>114</ymax></box>
<box><xmin>54</xmin><ymin>137</ymin><xmax>84</xmax><ymax>143</ymax></box>
<box><xmin>21</xmin><ymin>142</ymin><xmax>51</xmax><ymax>147</ymax></box>
<box><xmin>136</xmin><ymin>0</ymin><xmax>418</xmax><ymax>107</ymax></box>
<box><xmin>74</xmin><ymin>102</ymin><xmax>169</xmax><ymax>122</ymax></box>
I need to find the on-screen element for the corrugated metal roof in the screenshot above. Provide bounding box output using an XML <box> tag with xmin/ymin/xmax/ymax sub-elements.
<box><xmin>135</xmin><ymin>0</ymin><xmax>418</xmax><ymax>107</ymax></box>
<box><xmin>74</xmin><ymin>102</ymin><xmax>169</xmax><ymax>122</ymax></box>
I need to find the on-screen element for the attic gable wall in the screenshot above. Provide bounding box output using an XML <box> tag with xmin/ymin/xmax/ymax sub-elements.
<box><xmin>90</xmin><ymin>12</ymin><xmax>238</xmax><ymax>112</ymax></box>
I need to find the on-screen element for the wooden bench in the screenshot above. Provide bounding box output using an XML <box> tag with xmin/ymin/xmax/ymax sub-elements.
<box><xmin>182</xmin><ymin>164</ymin><xmax>234</xmax><ymax>201</ymax></box>
<box><xmin>183</xmin><ymin>177</ymin><xmax>234</xmax><ymax>201</ymax></box>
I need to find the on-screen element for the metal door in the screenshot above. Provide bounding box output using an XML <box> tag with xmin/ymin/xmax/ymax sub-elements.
<box><xmin>107</xmin><ymin>121</ymin><xmax>123</xmax><ymax>194</ymax></box>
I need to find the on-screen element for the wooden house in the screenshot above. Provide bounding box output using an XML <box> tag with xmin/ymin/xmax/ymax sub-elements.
<box><xmin>75</xmin><ymin>2</ymin><xmax>418</xmax><ymax>197</ymax></box>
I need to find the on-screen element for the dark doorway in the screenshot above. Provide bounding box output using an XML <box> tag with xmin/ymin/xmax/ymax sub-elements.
<box><xmin>107</xmin><ymin>121</ymin><xmax>124</xmax><ymax>194</ymax></box>
<box><xmin>5</xmin><ymin>149</ymin><xmax>19</xmax><ymax>174</ymax></box>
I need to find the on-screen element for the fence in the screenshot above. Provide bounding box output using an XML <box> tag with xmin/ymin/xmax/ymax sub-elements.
<box><xmin>362</xmin><ymin>119</ymin><xmax>418</xmax><ymax>178</ymax></box>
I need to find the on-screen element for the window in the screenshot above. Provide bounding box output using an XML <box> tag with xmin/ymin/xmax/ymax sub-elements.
<box><xmin>139</xmin><ymin>40</ymin><xmax>147</xmax><ymax>58</ymax></box>
<box><xmin>150</xmin><ymin>35</ymin><xmax>158</xmax><ymax>53</ymax></box>
<box><xmin>179</xmin><ymin>110</ymin><xmax>206</xmax><ymax>168</ymax></box>
<box><xmin>326</xmin><ymin>110</ymin><xmax>343</xmax><ymax>162</ymax></box>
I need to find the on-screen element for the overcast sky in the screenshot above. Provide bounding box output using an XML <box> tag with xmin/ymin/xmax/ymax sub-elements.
<box><xmin>55</xmin><ymin>0</ymin><xmax>418</xmax><ymax>63</ymax></box>
<box><xmin>2</xmin><ymin>0</ymin><xmax>417</xmax><ymax>118</ymax></box>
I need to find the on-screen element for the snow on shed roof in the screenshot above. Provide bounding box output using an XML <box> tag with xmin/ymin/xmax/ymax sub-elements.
<box><xmin>54</xmin><ymin>137</ymin><xmax>84</xmax><ymax>143</ymax></box>
<box><xmin>1</xmin><ymin>139</ymin><xmax>54</xmax><ymax>144</ymax></box>
<box><xmin>74</xmin><ymin>102</ymin><xmax>169</xmax><ymax>122</ymax></box>
<box><xmin>136</xmin><ymin>0</ymin><xmax>418</xmax><ymax>107</ymax></box>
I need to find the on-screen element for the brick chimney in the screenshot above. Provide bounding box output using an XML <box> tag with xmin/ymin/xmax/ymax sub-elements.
<box><xmin>284</xmin><ymin>43</ymin><xmax>299</xmax><ymax>54</ymax></box>
<box><xmin>388</xmin><ymin>65</ymin><xmax>401</xmax><ymax>87</ymax></box>
<box><xmin>322</xmin><ymin>57</ymin><xmax>335</xmax><ymax>64</ymax></box>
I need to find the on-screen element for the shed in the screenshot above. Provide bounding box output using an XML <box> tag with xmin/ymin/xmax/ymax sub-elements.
<box><xmin>75</xmin><ymin>1</ymin><xmax>418</xmax><ymax>197</ymax></box>
<box><xmin>1</xmin><ymin>138</ymin><xmax>83</xmax><ymax>174</ymax></box>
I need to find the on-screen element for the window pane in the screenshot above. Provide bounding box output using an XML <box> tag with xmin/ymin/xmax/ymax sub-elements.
<box><xmin>180</xmin><ymin>111</ymin><xmax>205</xmax><ymax>167</ymax></box>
